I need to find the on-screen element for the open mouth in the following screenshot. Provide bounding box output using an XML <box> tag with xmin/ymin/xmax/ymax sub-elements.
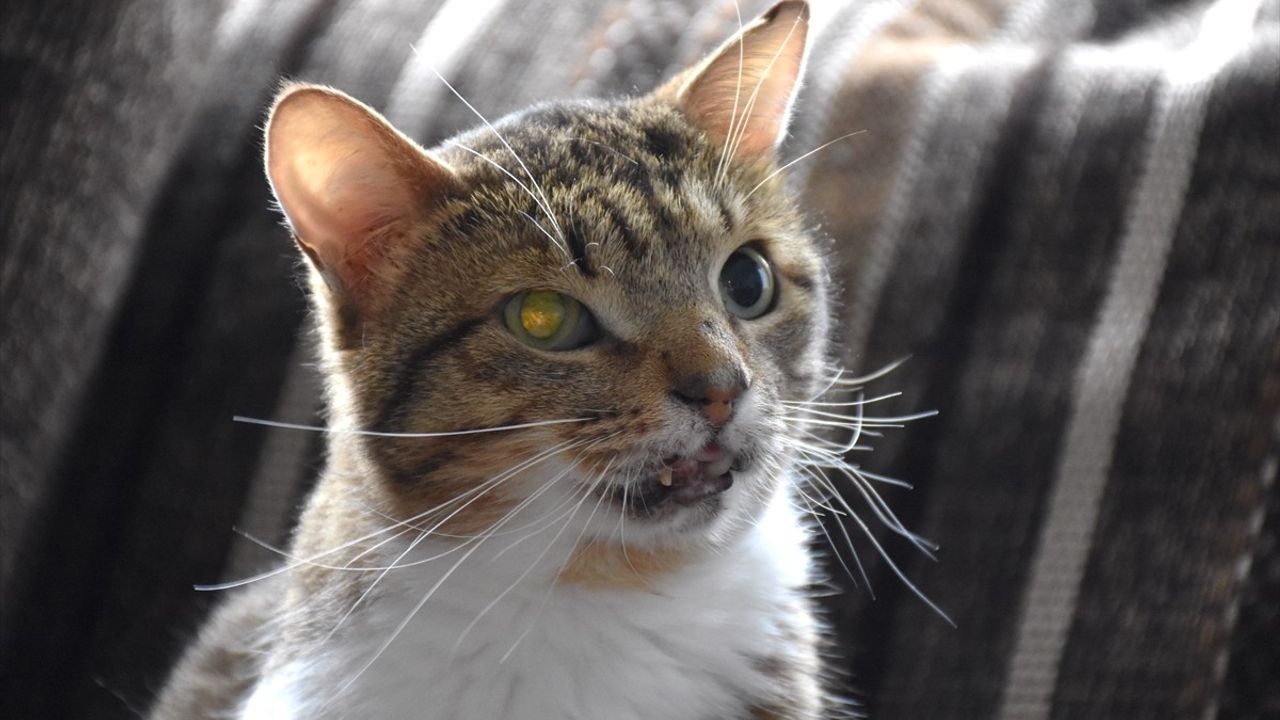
<box><xmin>613</xmin><ymin>442</ymin><xmax>740</xmax><ymax>515</ymax></box>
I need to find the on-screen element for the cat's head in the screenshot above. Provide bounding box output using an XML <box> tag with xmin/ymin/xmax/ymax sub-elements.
<box><xmin>265</xmin><ymin>1</ymin><xmax>826</xmax><ymax>556</ymax></box>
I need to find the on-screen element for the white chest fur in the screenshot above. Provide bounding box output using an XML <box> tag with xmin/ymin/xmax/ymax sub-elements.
<box><xmin>241</xmin><ymin>490</ymin><xmax>813</xmax><ymax>720</ymax></box>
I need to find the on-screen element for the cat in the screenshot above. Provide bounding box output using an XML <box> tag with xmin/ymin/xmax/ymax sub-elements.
<box><xmin>151</xmin><ymin>2</ymin><xmax>854</xmax><ymax>718</ymax></box>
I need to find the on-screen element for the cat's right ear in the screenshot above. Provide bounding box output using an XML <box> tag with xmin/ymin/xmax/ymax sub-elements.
<box><xmin>264</xmin><ymin>83</ymin><xmax>460</xmax><ymax>309</ymax></box>
<box><xmin>653</xmin><ymin>0</ymin><xmax>809</xmax><ymax>163</ymax></box>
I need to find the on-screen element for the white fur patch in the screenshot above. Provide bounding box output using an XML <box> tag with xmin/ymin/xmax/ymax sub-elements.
<box><xmin>240</xmin><ymin>485</ymin><xmax>812</xmax><ymax>720</ymax></box>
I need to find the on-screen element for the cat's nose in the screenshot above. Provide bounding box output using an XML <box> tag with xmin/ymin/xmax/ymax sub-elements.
<box><xmin>671</xmin><ymin>370</ymin><xmax>748</xmax><ymax>427</ymax></box>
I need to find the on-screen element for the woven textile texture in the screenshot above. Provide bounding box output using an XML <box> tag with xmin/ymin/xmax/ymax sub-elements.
<box><xmin>2</xmin><ymin>0</ymin><xmax>1277</xmax><ymax>717</ymax></box>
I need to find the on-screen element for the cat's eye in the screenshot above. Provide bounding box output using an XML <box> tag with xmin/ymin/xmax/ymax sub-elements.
<box><xmin>502</xmin><ymin>290</ymin><xmax>598</xmax><ymax>351</ymax></box>
<box><xmin>718</xmin><ymin>246</ymin><xmax>776</xmax><ymax>319</ymax></box>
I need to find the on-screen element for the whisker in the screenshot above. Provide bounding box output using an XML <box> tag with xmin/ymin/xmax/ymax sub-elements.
<box><xmin>782</xmin><ymin>391</ymin><xmax>902</xmax><ymax>408</ymax></box>
<box><xmin>744</xmin><ymin>130</ymin><xmax>867</xmax><ymax>199</ymax></box>
<box><xmin>450</xmin><ymin>449</ymin><xmax>617</xmax><ymax>660</ymax></box>
<box><xmin>822</xmin><ymin>357</ymin><xmax>911</xmax><ymax>387</ymax></box>
<box><xmin>846</xmin><ymin>506</ymin><xmax>954</xmax><ymax>627</ymax></box>
<box><xmin>517</xmin><ymin>209</ymin><xmax>571</xmax><ymax>259</ymax></box>
<box><xmin>488</xmin><ymin>435</ymin><xmax>621</xmax><ymax>560</ymax></box>
<box><xmin>321</xmin><ymin>436</ymin><xmax>592</xmax><ymax>640</ymax></box>
<box><xmin>326</xmin><ymin>433</ymin><xmax>602</xmax><ymax>696</ymax></box>
<box><xmin>231</xmin><ymin>415</ymin><xmax>591</xmax><ymax>438</ymax></box>
<box><xmin>445</xmin><ymin>140</ymin><xmax>569</xmax><ymax>257</ymax></box>
<box><xmin>618</xmin><ymin>470</ymin><xmax>642</xmax><ymax>579</ymax></box>
<box><xmin>418</xmin><ymin>59</ymin><xmax>566</xmax><ymax>246</ymax></box>
<box><xmin>336</xmin><ymin>538</ymin><xmax>487</xmax><ymax>698</ymax></box>
<box><xmin>501</xmin><ymin>457</ymin><xmax>615</xmax><ymax>663</ymax></box>
<box><xmin>722</xmin><ymin>9</ymin><xmax>806</xmax><ymax>178</ymax></box>
<box><xmin>197</xmin><ymin>435</ymin><xmax>582</xmax><ymax>591</ymax></box>
<box><xmin>821</xmin><ymin>461</ymin><xmax>938</xmax><ymax>558</ymax></box>
<box><xmin>715</xmin><ymin>0</ymin><xmax>746</xmax><ymax>186</ymax></box>
<box><xmin>796</xmin><ymin>470</ymin><xmax>870</xmax><ymax>593</ymax></box>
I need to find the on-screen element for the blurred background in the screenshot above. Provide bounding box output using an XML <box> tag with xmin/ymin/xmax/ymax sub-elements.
<box><xmin>2</xmin><ymin>0</ymin><xmax>1277</xmax><ymax>717</ymax></box>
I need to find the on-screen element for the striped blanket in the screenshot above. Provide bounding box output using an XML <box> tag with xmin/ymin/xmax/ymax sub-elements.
<box><xmin>2</xmin><ymin>0</ymin><xmax>1277</xmax><ymax>717</ymax></box>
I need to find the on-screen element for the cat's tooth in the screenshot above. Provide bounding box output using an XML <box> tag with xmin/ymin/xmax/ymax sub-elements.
<box><xmin>706</xmin><ymin>455</ymin><xmax>734</xmax><ymax>478</ymax></box>
<box><xmin>658</xmin><ymin>469</ymin><xmax>673</xmax><ymax>487</ymax></box>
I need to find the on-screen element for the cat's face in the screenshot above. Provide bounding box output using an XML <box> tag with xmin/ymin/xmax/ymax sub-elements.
<box><xmin>266</xmin><ymin>2</ymin><xmax>821</xmax><ymax>551</ymax></box>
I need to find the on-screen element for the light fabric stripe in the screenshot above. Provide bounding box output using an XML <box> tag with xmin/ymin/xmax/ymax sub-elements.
<box><xmin>383</xmin><ymin>0</ymin><xmax>514</xmax><ymax>135</ymax></box>
<box><xmin>996</xmin><ymin>1</ymin><xmax>1267</xmax><ymax>716</ymax></box>
<box><xmin>786</xmin><ymin>0</ymin><xmax>912</xmax><ymax>191</ymax></box>
<box><xmin>840</xmin><ymin>45</ymin><xmax>1018</xmax><ymax>364</ymax></box>
<box><xmin>838</xmin><ymin>0</ymin><xmax>1086</xmax><ymax>368</ymax></box>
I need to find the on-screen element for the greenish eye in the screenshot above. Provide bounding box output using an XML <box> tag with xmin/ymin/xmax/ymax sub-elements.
<box><xmin>503</xmin><ymin>290</ymin><xmax>598</xmax><ymax>350</ymax></box>
<box><xmin>719</xmin><ymin>246</ymin><xmax>776</xmax><ymax>319</ymax></box>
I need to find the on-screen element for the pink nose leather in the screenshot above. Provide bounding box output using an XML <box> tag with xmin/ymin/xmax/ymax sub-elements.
<box><xmin>701</xmin><ymin>385</ymin><xmax>742</xmax><ymax>427</ymax></box>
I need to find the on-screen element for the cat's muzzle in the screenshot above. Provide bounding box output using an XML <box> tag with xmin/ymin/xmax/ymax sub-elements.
<box><xmin>618</xmin><ymin>442</ymin><xmax>742</xmax><ymax>516</ymax></box>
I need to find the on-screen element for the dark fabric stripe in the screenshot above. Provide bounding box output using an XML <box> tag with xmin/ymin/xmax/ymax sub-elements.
<box><xmin>1216</xmin><ymin>443</ymin><xmax>1280</xmax><ymax>719</ymax></box>
<box><xmin>0</xmin><ymin>1</ymin><xmax>416</xmax><ymax>716</ymax></box>
<box><xmin>1208</xmin><ymin>24</ymin><xmax>1280</xmax><ymax>720</ymax></box>
<box><xmin>1052</xmin><ymin>37</ymin><xmax>1280</xmax><ymax>720</ymax></box>
<box><xmin>836</xmin><ymin>53</ymin><xmax>1108</xmax><ymax>720</ymax></box>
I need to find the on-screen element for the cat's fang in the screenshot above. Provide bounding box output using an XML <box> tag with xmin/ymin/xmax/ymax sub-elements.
<box><xmin>658</xmin><ymin>468</ymin><xmax>673</xmax><ymax>487</ymax></box>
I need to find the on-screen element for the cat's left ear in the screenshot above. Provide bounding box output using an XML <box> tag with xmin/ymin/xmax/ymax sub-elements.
<box><xmin>655</xmin><ymin>0</ymin><xmax>809</xmax><ymax>162</ymax></box>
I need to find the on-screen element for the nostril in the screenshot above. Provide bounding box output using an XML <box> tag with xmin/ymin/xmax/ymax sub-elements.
<box><xmin>703</xmin><ymin>385</ymin><xmax>742</xmax><ymax>405</ymax></box>
<box><xmin>670</xmin><ymin>373</ymin><xmax>748</xmax><ymax>427</ymax></box>
<box><xmin>703</xmin><ymin>399</ymin><xmax>735</xmax><ymax>427</ymax></box>
<box><xmin>670</xmin><ymin>388</ymin><xmax>702</xmax><ymax>408</ymax></box>
<box><xmin>671</xmin><ymin>369</ymin><xmax>748</xmax><ymax>405</ymax></box>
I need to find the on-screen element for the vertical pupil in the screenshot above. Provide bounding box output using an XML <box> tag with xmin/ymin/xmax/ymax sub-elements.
<box><xmin>724</xmin><ymin>253</ymin><xmax>763</xmax><ymax>307</ymax></box>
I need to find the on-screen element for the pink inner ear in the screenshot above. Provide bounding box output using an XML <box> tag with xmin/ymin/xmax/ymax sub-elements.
<box><xmin>265</xmin><ymin>85</ymin><xmax>457</xmax><ymax>300</ymax></box>
<box><xmin>669</xmin><ymin>1</ymin><xmax>809</xmax><ymax>162</ymax></box>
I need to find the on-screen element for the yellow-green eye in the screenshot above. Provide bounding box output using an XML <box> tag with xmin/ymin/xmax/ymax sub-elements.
<box><xmin>503</xmin><ymin>290</ymin><xmax>598</xmax><ymax>350</ymax></box>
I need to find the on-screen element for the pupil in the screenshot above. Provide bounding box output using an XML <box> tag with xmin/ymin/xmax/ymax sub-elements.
<box><xmin>723</xmin><ymin>253</ymin><xmax>764</xmax><ymax>308</ymax></box>
<box><xmin>521</xmin><ymin>291</ymin><xmax>564</xmax><ymax>339</ymax></box>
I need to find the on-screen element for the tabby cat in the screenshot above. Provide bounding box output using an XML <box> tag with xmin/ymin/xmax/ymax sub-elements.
<box><xmin>151</xmin><ymin>2</ymin><xmax>850</xmax><ymax>717</ymax></box>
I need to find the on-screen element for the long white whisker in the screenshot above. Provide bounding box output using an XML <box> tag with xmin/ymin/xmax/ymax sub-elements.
<box><xmin>418</xmin><ymin>60</ymin><xmax>566</xmax><ymax>245</ymax></box>
<box><xmin>617</xmin><ymin>471</ymin><xmax>642</xmax><ymax>579</ymax></box>
<box><xmin>197</xmin><ymin>435</ymin><xmax>581</xmax><ymax>591</ymax></box>
<box><xmin>451</xmin><ymin>450</ymin><xmax>617</xmax><ymax>660</ymax></box>
<box><xmin>723</xmin><ymin>10</ymin><xmax>805</xmax><ymax>177</ymax></box>
<box><xmin>744</xmin><ymin>130</ymin><xmax>867</xmax><ymax>199</ymax></box>
<box><xmin>783</xmin><ymin>391</ymin><xmax>902</xmax><ymax>408</ymax></box>
<box><xmin>336</xmin><ymin>538</ymin><xmax>487</xmax><ymax>698</ymax></box>
<box><xmin>501</xmin><ymin>457</ymin><xmax>615</xmax><ymax>663</ymax></box>
<box><xmin>327</xmin><ymin>434</ymin><xmax>599</xmax><ymax>698</ymax></box>
<box><xmin>826</xmin><ymin>463</ymin><xmax>938</xmax><ymax>557</ymax></box>
<box><xmin>231</xmin><ymin>415</ymin><xmax>591</xmax><ymax>438</ymax></box>
<box><xmin>321</xmin><ymin>436</ymin><xmax>593</xmax><ymax>640</ymax></box>
<box><xmin>488</xmin><ymin>435</ymin><xmax>620</xmax><ymax>560</ymax></box>
<box><xmin>795</xmin><ymin>474</ymin><xmax>868</xmax><ymax>591</ymax></box>
<box><xmin>846</xmin><ymin>507</ymin><xmax>954</xmax><ymax>626</ymax></box>
<box><xmin>824</xmin><ymin>357</ymin><xmax>911</xmax><ymax>386</ymax></box>
<box><xmin>715</xmin><ymin>0</ymin><xmax>746</xmax><ymax>185</ymax></box>
<box><xmin>446</xmin><ymin>139</ymin><xmax>569</xmax><ymax>257</ymax></box>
